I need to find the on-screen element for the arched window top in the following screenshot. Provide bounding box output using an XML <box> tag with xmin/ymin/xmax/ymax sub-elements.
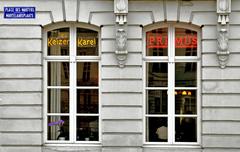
<box><xmin>44</xmin><ymin>22</ymin><xmax>100</xmax><ymax>57</ymax></box>
<box><xmin>144</xmin><ymin>22</ymin><xmax>200</xmax><ymax>32</ymax></box>
<box><xmin>44</xmin><ymin>22</ymin><xmax>100</xmax><ymax>33</ymax></box>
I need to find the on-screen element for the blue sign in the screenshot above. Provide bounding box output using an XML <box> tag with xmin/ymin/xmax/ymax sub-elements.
<box><xmin>4</xmin><ymin>7</ymin><xmax>35</xmax><ymax>19</ymax></box>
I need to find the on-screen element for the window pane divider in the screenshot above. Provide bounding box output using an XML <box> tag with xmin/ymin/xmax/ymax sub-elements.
<box><xmin>47</xmin><ymin>113</ymin><xmax>70</xmax><ymax>116</ymax></box>
<box><xmin>45</xmin><ymin>56</ymin><xmax>70</xmax><ymax>61</ymax></box>
<box><xmin>145</xmin><ymin>114</ymin><xmax>168</xmax><ymax>117</ymax></box>
<box><xmin>76</xmin><ymin>114</ymin><xmax>99</xmax><ymax>116</ymax></box>
<box><xmin>76</xmin><ymin>56</ymin><xmax>101</xmax><ymax>61</ymax></box>
<box><xmin>143</xmin><ymin>57</ymin><xmax>168</xmax><ymax>61</ymax></box>
<box><xmin>174</xmin><ymin>115</ymin><xmax>198</xmax><ymax>117</ymax></box>
<box><xmin>76</xmin><ymin>86</ymin><xmax>99</xmax><ymax>89</ymax></box>
<box><xmin>47</xmin><ymin>86</ymin><xmax>70</xmax><ymax>89</ymax></box>
<box><xmin>146</xmin><ymin>87</ymin><xmax>168</xmax><ymax>90</ymax></box>
<box><xmin>174</xmin><ymin>87</ymin><xmax>197</xmax><ymax>90</ymax></box>
<box><xmin>175</xmin><ymin>56</ymin><xmax>199</xmax><ymax>61</ymax></box>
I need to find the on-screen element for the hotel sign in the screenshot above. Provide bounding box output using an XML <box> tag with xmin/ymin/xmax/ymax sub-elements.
<box><xmin>4</xmin><ymin>7</ymin><xmax>35</xmax><ymax>19</ymax></box>
<box><xmin>147</xmin><ymin>33</ymin><xmax>197</xmax><ymax>49</ymax></box>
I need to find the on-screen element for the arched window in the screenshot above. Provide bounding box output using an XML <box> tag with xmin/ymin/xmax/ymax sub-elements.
<box><xmin>43</xmin><ymin>23</ymin><xmax>100</xmax><ymax>143</ymax></box>
<box><xmin>144</xmin><ymin>23</ymin><xmax>201</xmax><ymax>144</ymax></box>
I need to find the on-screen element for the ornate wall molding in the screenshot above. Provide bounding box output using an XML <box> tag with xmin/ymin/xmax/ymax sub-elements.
<box><xmin>114</xmin><ymin>0</ymin><xmax>128</xmax><ymax>25</ymax></box>
<box><xmin>114</xmin><ymin>0</ymin><xmax>128</xmax><ymax>68</ymax></box>
<box><xmin>217</xmin><ymin>0</ymin><xmax>231</xmax><ymax>68</ymax></box>
<box><xmin>115</xmin><ymin>28</ymin><xmax>128</xmax><ymax>68</ymax></box>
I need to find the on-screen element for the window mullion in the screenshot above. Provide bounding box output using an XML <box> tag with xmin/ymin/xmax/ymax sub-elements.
<box><xmin>169</xmin><ymin>25</ymin><xmax>175</xmax><ymax>62</ymax></box>
<box><xmin>168</xmin><ymin>24</ymin><xmax>175</xmax><ymax>144</ymax></box>
<box><xmin>168</xmin><ymin>62</ymin><xmax>175</xmax><ymax>144</ymax></box>
<box><xmin>69</xmin><ymin>25</ymin><xmax>77</xmax><ymax>143</ymax></box>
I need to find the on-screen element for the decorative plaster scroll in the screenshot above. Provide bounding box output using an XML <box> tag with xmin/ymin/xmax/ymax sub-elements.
<box><xmin>114</xmin><ymin>0</ymin><xmax>128</xmax><ymax>67</ymax></box>
<box><xmin>115</xmin><ymin>28</ymin><xmax>128</xmax><ymax>68</ymax></box>
<box><xmin>217</xmin><ymin>0</ymin><xmax>231</xmax><ymax>68</ymax></box>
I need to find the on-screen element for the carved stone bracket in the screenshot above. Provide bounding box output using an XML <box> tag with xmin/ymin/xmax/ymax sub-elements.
<box><xmin>114</xmin><ymin>0</ymin><xmax>128</xmax><ymax>68</ymax></box>
<box><xmin>115</xmin><ymin>28</ymin><xmax>128</xmax><ymax>68</ymax></box>
<box><xmin>217</xmin><ymin>28</ymin><xmax>230</xmax><ymax>68</ymax></box>
<box><xmin>114</xmin><ymin>0</ymin><xmax>128</xmax><ymax>25</ymax></box>
<box><xmin>217</xmin><ymin>0</ymin><xmax>231</xmax><ymax>68</ymax></box>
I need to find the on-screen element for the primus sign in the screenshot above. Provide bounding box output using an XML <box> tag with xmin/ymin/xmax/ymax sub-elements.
<box><xmin>147</xmin><ymin>33</ymin><xmax>197</xmax><ymax>49</ymax></box>
<box><xmin>48</xmin><ymin>37</ymin><xmax>97</xmax><ymax>47</ymax></box>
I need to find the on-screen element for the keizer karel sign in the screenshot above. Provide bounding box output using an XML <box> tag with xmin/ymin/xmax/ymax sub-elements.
<box><xmin>48</xmin><ymin>37</ymin><xmax>97</xmax><ymax>48</ymax></box>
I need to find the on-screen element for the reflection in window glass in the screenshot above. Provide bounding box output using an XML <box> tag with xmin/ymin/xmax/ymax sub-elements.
<box><xmin>147</xmin><ymin>90</ymin><xmax>168</xmax><ymax>114</ymax></box>
<box><xmin>175</xmin><ymin>28</ymin><xmax>197</xmax><ymax>56</ymax></box>
<box><xmin>77</xmin><ymin>62</ymin><xmax>98</xmax><ymax>86</ymax></box>
<box><xmin>48</xmin><ymin>62</ymin><xmax>69</xmax><ymax>86</ymax></box>
<box><xmin>146</xmin><ymin>28</ymin><xmax>168</xmax><ymax>56</ymax></box>
<box><xmin>77</xmin><ymin>28</ymin><xmax>98</xmax><ymax>56</ymax></box>
<box><xmin>77</xmin><ymin>89</ymin><xmax>98</xmax><ymax>113</ymax></box>
<box><xmin>175</xmin><ymin>90</ymin><xmax>196</xmax><ymax>114</ymax></box>
<box><xmin>76</xmin><ymin>116</ymin><xmax>99</xmax><ymax>141</ymax></box>
<box><xmin>48</xmin><ymin>116</ymin><xmax>69</xmax><ymax>140</ymax></box>
<box><xmin>48</xmin><ymin>28</ymin><xmax>69</xmax><ymax>56</ymax></box>
<box><xmin>48</xmin><ymin>89</ymin><xmax>69</xmax><ymax>113</ymax></box>
<box><xmin>175</xmin><ymin>117</ymin><xmax>197</xmax><ymax>142</ymax></box>
<box><xmin>175</xmin><ymin>62</ymin><xmax>196</xmax><ymax>87</ymax></box>
<box><xmin>147</xmin><ymin>63</ymin><xmax>168</xmax><ymax>87</ymax></box>
<box><xmin>146</xmin><ymin>117</ymin><xmax>168</xmax><ymax>142</ymax></box>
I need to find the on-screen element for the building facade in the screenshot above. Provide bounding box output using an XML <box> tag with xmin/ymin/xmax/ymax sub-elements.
<box><xmin>0</xmin><ymin>0</ymin><xmax>240</xmax><ymax>152</ymax></box>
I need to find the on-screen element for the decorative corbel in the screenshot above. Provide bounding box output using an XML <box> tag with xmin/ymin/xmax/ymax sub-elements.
<box><xmin>114</xmin><ymin>0</ymin><xmax>128</xmax><ymax>25</ymax></box>
<box><xmin>114</xmin><ymin>0</ymin><xmax>128</xmax><ymax>68</ymax></box>
<box><xmin>217</xmin><ymin>0</ymin><xmax>231</xmax><ymax>68</ymax></box>
<box><xmin>115</xmin><ymin>29</ymin><xmax>128</xmax><ymax>68</ymax></box>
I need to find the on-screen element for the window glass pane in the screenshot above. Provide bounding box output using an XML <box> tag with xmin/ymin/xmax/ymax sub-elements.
<box><xmin>146</xmin><ymin>28</ymin><xmax>168</xmax><ymax>56</ymax></box>
<box><xmin>175</xmin><ymin>62</ymin><xmax>196</xmax><ymax>87</ymax></box>
<box><xmin>48</xmin><ymin>28</ymin><xmax>69</xmax><ymax>56</ymax></box>
<box><xmin>147</xmin><ymin>90</ymin><xmax>168</xmax><ymax>114</ymax></box>
<box><xmin>48</xmin><ymin>62</ymin><xmax>69</xmax><ymax>86</ymax></box>
<box><xmin>76</xmin><ymin>116</ymin><xmax>99</xmax><ymax>141</ymax></box>
<box><xmin>147</xmin><ymin>63</ymin><xmax>168</xmax><ymax>87</ymax></box>
<box><xmin>48</xmin><ymin>89</ymin><xmax>69</xmax><ymax>113</ymax></box>
<box><xmin>175</xmin><ymin>28</ymin><xmax>197</xmax><ymax>56</ymax></box>
<box><xmin>77</xmin><ymin>62</ymin><xmax>98</xmax><ymax>86</ymax></box>
<box><xmin>146</xmin><ymin>117</ymin><xmax>168</xmax><ymax>142</ymax></box>
<box><xmin>175</xmin><ymin>117</ymin><xmax>197</xmax><ymax>142</ymax></box>
<box><xmin>77</xmin><ymin>89</ymin><xmax>98</xmax><ymax>113</ymax></box>
<box><xmin>175</xmin><ymin>90</ymin><xmax>196</xmax><ymax>114</ymax></box>
<box><xmin>77</xmin><ymin>28</ymin><xmax>98</xmax><ymax>56</ymax></box>
<box><xmin>48</xmin><ymin>116</ymin><xmax>69</xmax><ymax>140</ymax></box>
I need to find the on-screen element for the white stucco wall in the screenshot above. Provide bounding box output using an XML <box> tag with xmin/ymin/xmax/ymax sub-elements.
<box><xmin>0</xmin><ymin>0</ymin><xmax>240</xmax><ymax>152</ymax></box>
